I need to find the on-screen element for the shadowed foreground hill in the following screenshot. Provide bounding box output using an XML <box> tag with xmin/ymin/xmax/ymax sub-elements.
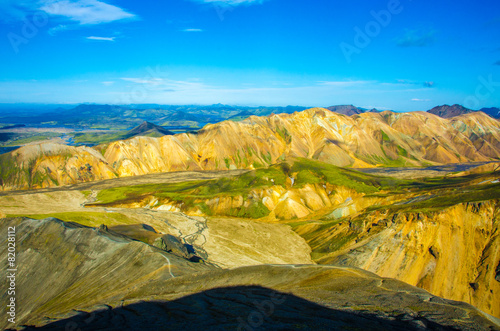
<box><xmin>2</xmin><ymin>217</ymin><xmax>499</xmax><ymax>330</ymax></box>
<box><xmin>23</xmin><ymin>286</ymin><xmax>497</xmax><ymax>331</ymax></box>
<box><xmin>1</xmin><ymin>108</ymin><xmax>500</xmax><ymax>190</ymax></box>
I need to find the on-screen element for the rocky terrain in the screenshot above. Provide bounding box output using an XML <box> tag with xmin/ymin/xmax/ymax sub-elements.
<box><xmin>295</xmin><ymin>200</ymin><xmax>500</xmax><ymax>318</ymax></box>
<box><xmin>0</xmin><ymin>183</ymin><xmax>313</xmax><ymax>269</ymax></box>
<box><xmin>1</xmin><ymin>108</ymin><xmax>500</xmax><ymax>190</ymax></box>
<box><xmin>81</xmin><ymin>159</ymin><xmax>500</xmax><ymax>318</ymax></box>
<box><xmin>2</xmin><ymin>217</ymin><xmax>499</xmax><ymax>330</ymax></box>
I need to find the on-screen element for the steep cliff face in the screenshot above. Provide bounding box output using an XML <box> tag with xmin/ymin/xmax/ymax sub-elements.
<box><xmin>295</xmin><ymin>200</ymin><xmax>500</xmax><ymax>318</ymax></box>
<box><xmin>2</xmin><ymin>109</ymin><xmax>500</xmax><ymax>190</ymax></box>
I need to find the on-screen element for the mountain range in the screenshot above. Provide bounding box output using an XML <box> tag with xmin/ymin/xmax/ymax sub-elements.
<box><xmin>1</xmin><ymin>108</ymin><xmax>499</xmax><ymax>190</ymax></box>
<box><xmin>0</xmin><ymin>103</ymin><xmax>498</xmax><ymax>134</ymax></box>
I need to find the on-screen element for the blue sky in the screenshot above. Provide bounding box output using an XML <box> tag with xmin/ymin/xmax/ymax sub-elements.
<box><xmin>0</xmin><ymin>0</ymin><xmax>499</xmax><ymax>111</ymax></box>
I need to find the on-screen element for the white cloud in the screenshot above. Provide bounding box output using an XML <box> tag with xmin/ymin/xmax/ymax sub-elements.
<box><xmin>411</xmin><ymin>98</ymin><xmax>431</xmax><ymax>102</ymax></box>
<box><xmin>41</xmin><ymin>0</ymin><xmax>136</xmax><ymax>25</ymax></box>
<box><xmin>182</xmin><ymin>28</ymin><xmax>203</xmax><ymax>32</ymax></box>
<box><xmin>87</xmin><ymin>36</ymin><xmax>115</xmax><ymax>41</ymax></box>
<box><xmin>101</xmin><ymin>81</ymin><xmax>115</xmax><ymax>85</ymax></box>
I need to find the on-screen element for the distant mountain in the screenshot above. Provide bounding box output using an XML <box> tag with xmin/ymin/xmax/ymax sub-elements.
<box><xmin>159</xmin><ymin>111</ymin><xmax>203</xmax><ymax>127</ymax></box>
<box><xmin>480</xmin><ymin>107</ymin><xmax>500</xmax><ymax>119</ymax></box>
<box><xmin>427</xmin><ymin>104</ymin><xmax>474</xmax><ymax>118</ymax></box>
<box><xmin>123</xmin><ymin>121</ymin><xmax>173</xmax><ymax>139</ymax></box>
<box><xmin>0</xmin><ymin>104</ymin><xmax>310</xmax><ymax>128</ymax></box>
<box><xmin>205</xmin><ymin>103</ymin><xmax>237</xmax><ymax>111</ymax></box>
<box><xmin>326</xmin><ymin>105</ymin><xmax>381</xmax><ymax>116</ymax></box>
<box><xmin>326</xmin><ymin>105</ymin><xmax>363</xmax><ymax>116</ymax></box>
<box><xmin>428</xmin><ymin>104</ymin><xmax>500</xmax><ymax>119</ymax></box>
<box><xmin>167</xmin><ymin>111</ymin><xmax>199</xmax><ymax>122</ymax></box>
<box><xmin>228</xmin><ymin>110</ymin><xmax>254</xmax><ymax>121</ymax></box>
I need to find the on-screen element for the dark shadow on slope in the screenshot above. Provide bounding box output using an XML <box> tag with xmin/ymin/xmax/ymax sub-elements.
<box><xmin>22</xmin><ymin>286</ymin><xmax>457</xmax><ymax>331</ymax></box>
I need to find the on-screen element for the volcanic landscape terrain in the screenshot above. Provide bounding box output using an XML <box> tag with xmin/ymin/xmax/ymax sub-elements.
<box><xmin>1</xmin><ymin>107</ymin><xmax>500</xmax><ymax>330</ymax></box>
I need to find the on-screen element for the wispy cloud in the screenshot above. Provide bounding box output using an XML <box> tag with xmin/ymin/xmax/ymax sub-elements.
<box><xmin>182</xmin><ymin>28</ymin><xmax>203</xmax><ymax>32</ymax></box>
<box><xmin>121</xmin><ymin>77</ymin><xmax>165</xmax><ymax>86</ymax></box>
<box><xmin>392</xmin><ymin>79</ymin><xmax>435</xmax><ymax>88</ymax></box>
<box><xmin>0</xmin><ymin>0</ymin><xmax>137</xmax><ymax>24</ymax></box>
<box><xmin>396</xmin><ymin>29</ymin><xmax>436</xmax><ymax>47</ymax></box>
<box><xmin>120</xmin><ymin>77</ymin><xmax>210</xmax><ymax>93</ymax></box>
<box><xmin>0</xmin><ymin>77</ymin><xmax>453</xmax><ymax>111</ymax></box>
<box><xmin>101</xmin><ymin>81</ymin><xmax>115</xmax><ymax>86</ymax></box>
<box><xmin>412</xmin><ymin>98</ymin><xmax>431</xmax><ymax>102</ymax></box>
<box><xmin>87</xmin><ymin>36</ymin><xmax>115</xmax><ymax>41</ymax></box>
<box><xmin>41</xmin><ymin>0</ymin><xmax>136</xmax><ymax>24</ymax></box>
<box><xmin>189</xmin><ymin>0</ymin><xmax>267</xmax><ymax>6</ymax></box>
<box><xmin>317</xmin><ymin>80</ymin><xmax>374</xmax><ymax>87</ymax></box>
<box><xmin>48</xmin><ymin>24</ymin><xmax>69</xmax><ymax>35</ymax></box>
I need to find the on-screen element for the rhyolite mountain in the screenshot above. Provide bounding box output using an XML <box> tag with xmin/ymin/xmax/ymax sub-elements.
<box><xmin>1</xmin><ymin>108</ymin><xmax>500</xmax><ymax>190</ymax></box>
